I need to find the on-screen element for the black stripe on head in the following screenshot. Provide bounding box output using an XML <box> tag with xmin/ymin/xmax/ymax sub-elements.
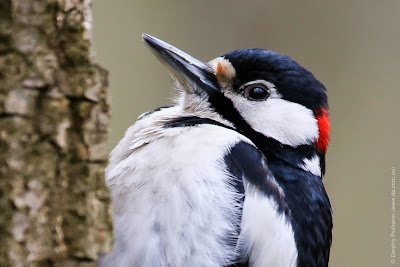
<box><xmin>222</xmin><ymin>49</ymin><xmax>328</xmax><ymax>111</ymax></box>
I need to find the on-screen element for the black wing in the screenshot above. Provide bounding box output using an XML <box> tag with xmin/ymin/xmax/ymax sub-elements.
<box><xmin>223</xmin><ymin>141</ymin><xmax>290</xmax><ymax>267</ymax></box>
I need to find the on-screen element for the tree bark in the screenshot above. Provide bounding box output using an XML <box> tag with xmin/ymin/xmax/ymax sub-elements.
<box><xmin>0</xmin><ymin>0</ymin><xmax>112</xmax><ymax>265</ymax></box>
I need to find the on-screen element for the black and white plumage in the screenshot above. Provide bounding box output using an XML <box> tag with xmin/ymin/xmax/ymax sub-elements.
<box><xmin>100</xmin><ymin>34</ymin><xmax>332</xmax><ymax>267</ymax></box>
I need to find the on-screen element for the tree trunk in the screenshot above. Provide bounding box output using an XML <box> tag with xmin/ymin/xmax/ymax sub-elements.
<box><xmin>0</xmin><ymin>0</ymin><xmax>112</xmax><ymax>265</ymax></box>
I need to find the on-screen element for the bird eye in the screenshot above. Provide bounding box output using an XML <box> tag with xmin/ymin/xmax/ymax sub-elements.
<box><xmin>245</xmin><ymin>85</ymin><xmax>269</xmax><ymax>101</ymax></box>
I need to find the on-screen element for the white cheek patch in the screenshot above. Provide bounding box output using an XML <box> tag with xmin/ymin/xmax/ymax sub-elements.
<box><xmin>226</xmin><ymin>92</ymin><xmax>319</xmax><ymax>147</ymax></box>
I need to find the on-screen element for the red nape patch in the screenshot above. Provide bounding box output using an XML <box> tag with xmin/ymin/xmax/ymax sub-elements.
<box><xmin>315</xmin><ymin>108</ymin><xmax>330</xmax><ymax>153</ymax></box>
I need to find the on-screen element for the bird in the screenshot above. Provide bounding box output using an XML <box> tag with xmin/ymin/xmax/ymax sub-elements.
<box><xmin>100</xmin><ymin>34</ymin><xmax>332</xmax><ymax>267</ymax></box>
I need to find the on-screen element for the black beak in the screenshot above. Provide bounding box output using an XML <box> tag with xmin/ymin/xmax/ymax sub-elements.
<box><xmin>142</xmin><ymin>34</ymin><xmax>220</xmax><ymax>94</ymax></box>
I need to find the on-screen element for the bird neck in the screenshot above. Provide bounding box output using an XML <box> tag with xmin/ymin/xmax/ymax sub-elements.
<box><xmin>259</xmin><ymin>136</ymin><xmax>325</xmax><ymax>177</ymax></box>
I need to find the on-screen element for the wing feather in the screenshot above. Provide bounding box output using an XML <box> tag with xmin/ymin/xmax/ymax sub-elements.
<box><xmin>224</xmin><ymin>141</ymin><xmax>298</xmax><ymax>267</ymax></box>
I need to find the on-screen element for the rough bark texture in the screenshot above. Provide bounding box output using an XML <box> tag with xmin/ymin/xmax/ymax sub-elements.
<box><xmin>0</xmin><ymin>0</ymin><xmax>112</xmax><ymax>265</ymax></box>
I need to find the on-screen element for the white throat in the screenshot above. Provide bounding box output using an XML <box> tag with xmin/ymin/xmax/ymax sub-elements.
<box><xmin>176</xmin><ymin>91</ymin><xmax>234</xmax><ymax>127</ymax></box>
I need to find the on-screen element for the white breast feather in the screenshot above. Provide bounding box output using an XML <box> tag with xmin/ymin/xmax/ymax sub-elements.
<box><xmin>101</xmin><ymin>110</ymin><xmax>250</xmax><ymax>266</ymax></box>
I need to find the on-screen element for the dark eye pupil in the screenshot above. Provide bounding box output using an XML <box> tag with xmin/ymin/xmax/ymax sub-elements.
<box><xmin>248</xmin><ymin>87</ymin><xmax>268</xmax><ymax>100</ymax></box>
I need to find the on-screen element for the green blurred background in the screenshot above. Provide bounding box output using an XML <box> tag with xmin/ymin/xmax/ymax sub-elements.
<box><xmin>92</xmin><ymin>1</ymin><xmax>400</xmax><ymax>266</ymax></box>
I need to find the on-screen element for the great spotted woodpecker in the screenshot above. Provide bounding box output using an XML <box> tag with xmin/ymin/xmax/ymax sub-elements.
<box><xmin>100</xmin><ymin>34</ymin><xmax>332</xmax><ymax>267</ymax></box>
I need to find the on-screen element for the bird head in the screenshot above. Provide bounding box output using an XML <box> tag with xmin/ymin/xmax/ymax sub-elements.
<box><xmin>142</xmin><ymin>34</ymin><xmax>330</xmax><ymax>162</ymax></box>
